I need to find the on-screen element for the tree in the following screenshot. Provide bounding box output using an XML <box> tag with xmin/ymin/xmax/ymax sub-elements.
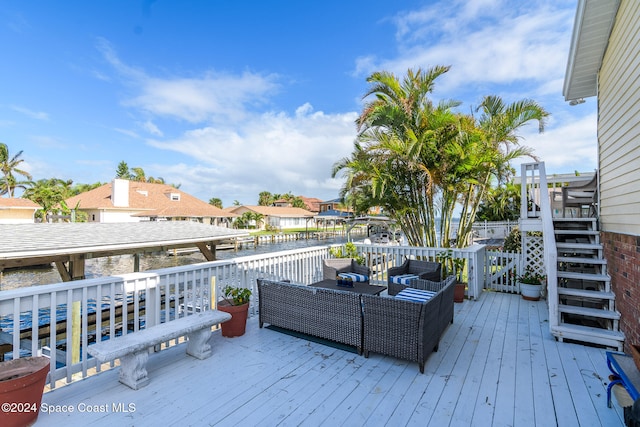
<box><xmin>70</xmin><ymin>182</ymin><xmax>104</xmax><ymax>196</ymax></box>
<box><xmin>258</xmin><ymin>191</ymin><xmax>272</xmax><ymax>206</ymax></box>
<box><xmin>209</xmin><ymin>197</ymin><xmax>223</xmax><ymax>209</ymax></box>
<box><xmin>333</xmin><ymin>67</ymin><xmax>549</xmax><ymax>248</ymax></box>
<box><xmin>115</xmin><ymin>161</ymin><xmax>130</xmax><ymax>179</ymax></box>
<box><xmin>0</xmin><ymin>142</ymin><xmax>33</xmax><ymax>197</ymax></box>
<box><xmin>130</xmin><ymin>167</ymin><xmax>147</xmax><ymax>182</ymax></box>
<box><xmin>23</xmin><ymin>178</ymin><xmax>74</xmax><ymax>221</ymax></box>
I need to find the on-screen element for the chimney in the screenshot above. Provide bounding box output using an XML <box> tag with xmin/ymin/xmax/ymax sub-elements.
<box><xmin>112</xmin><ymin>179</ymin><xmax>130</xmax><ymax>207</ymax></box>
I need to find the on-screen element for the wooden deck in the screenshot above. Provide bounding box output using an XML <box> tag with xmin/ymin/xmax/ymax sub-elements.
<box><xmin>37</xmin><ymin>291</ymin><xmax>625</xmax><ymax>426</ymax></box>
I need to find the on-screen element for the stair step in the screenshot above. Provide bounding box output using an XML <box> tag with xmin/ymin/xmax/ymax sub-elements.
<box><xmin>558</xmin><ymin>304</ymin><xmax>620</xmax><ymax>320</ymax></box>
<box><xmin>557</xmin><ymin>242</ymin><xmax>603</xmax><ymax>250</ymax></box>
<box><xmin>554</xmin><ymin>229</ymin><xmax>599</xmax><ymax>235</ymax></box>
<box><xmin>552</xmin><ymin>323</ymin><xmax>624</xmax><ymax>350</ymax></box>
<box><xmin>558</xmin><ymin>256</ymin><xmax>607</xmax><ymax>265</ymax></box>
<box><xmin>557</xmin><ymin>271</ymin><xmax>609</xmax><ymax>281</ymax></box>
<box><xmin>554</xmin><ymin>218</ymin><xmax>597</xmax><ymax>224</ymax></box>
<box><xmin>557</xmin><ymin>287</ymin><xmax>615</xmax><ymax>300</ymax></box>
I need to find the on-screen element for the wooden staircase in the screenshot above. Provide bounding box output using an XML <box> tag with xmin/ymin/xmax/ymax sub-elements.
<box><xmin>552</xmin><ymin>217</ymin><xmax>624</xmax><ymax>350</ymax></box>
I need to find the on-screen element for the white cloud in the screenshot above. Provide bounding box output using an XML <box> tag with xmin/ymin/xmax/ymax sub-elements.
<box><xmin>357</xmin><ymin>0</ymin><xmax>574</xmax><ymax>101</ymax></box>
<box><xmin>146</xmin><ymin>106</ymin><xmax>358</xmax><ymax>205</ymax></box>
<box><xmin>141</xmin><ymin>120</ymin><xmax>163</xmax><ymax>137</ymax></box>
<box><xmin>518</xmin><ymin>111</ymin><xmax>598</xmax><ymax>173</ymax></box>
<box><xmin>10</xmin><ymin>105</ymin><xmax>50</xmax><ymax>121</ymax></box>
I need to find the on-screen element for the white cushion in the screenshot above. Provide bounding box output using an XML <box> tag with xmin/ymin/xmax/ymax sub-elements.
<box><xmin>338</xmin><ymin>273</ymin><xmax>368</xmax><ymax>282</ymax></box>
<box><xmin>395</xmin><ymin>288</ymin><xmax>436</xmax><ymax>303</ymax></box>
<box><xmin>390</xmin><ymin>274</ymin><xmax>419</xmax><ymax>285</ymax></box>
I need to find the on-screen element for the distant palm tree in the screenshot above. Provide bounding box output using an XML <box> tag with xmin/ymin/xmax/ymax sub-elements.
<box><xmin>23</xmin><ymin>178</ymin><xmax>74</xmax><ymax>221</ymax></box>
<box><xmin>0</xmin><ymin>142</ymin><xmax>32</xmax><ymax>197</ymax></box>
<box><xmin>209</xmin><ymin>197</ymin><xmax>223</xmax><ymax>209</ymax></box>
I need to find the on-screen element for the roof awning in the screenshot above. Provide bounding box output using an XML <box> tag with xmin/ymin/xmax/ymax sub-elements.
<box><xmin>0</xmin><ymin>222</ymin><xmax>249</xmax><ymax>280</ymax></box>
<box><xmin>563</xmin><ymin>0</ymin><xmax>620</xmax><ymax>102</ymax></box>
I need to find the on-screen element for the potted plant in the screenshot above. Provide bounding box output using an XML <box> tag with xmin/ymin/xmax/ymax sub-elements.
<box><xmin>217</xmin><ymin>285</ymin><xmax>252</xmax><ymax>337</ymax></box>
<box><xmin>329</xmin><ymin>242</ymin><xmax>365</xmax><ymax>265</ymax></box>
<box><xmin>0</xmin><ymin>356</ymin><xmax>50</xmax><ymax>427</ymax></box>
<box><xmin>515</xmin><ymin>266</ymin><xmax>546</xmax><ymax>301</ymax></box>
<box><xmin>437</xmin><ymin>250</ymin><xmax>466</xmax><ymax>303</ymax></box>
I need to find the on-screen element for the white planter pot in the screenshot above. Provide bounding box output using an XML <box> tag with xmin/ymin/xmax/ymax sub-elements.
<box><xmin>519</xmin><ymin>282</ymin><xmax>542</xmax><ymax>301</ymax></box>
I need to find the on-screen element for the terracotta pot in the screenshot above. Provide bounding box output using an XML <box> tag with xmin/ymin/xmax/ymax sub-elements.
<box><xmin>217</xmin><ymin>301</ymin><xmax>249</xmax><ymax>337</ymax></box>
<box><xmin>520</xmin><ymin>282</ymin><xmax>542</xmax><ymax>301</ymax></box>
<box><xmin>454</xmin><ymin>282</ymin><xmax>466</xmax><ymax>303</ymax></box>
<box><xmin>0</xmin><ymin>356</ymin><xmax>50</xmax><ymax>427</ymax></box>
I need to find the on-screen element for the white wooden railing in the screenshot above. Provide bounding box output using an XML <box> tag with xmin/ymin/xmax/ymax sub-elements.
<box><xmin>520</xmin><ymin>162</ymin><xmax>558</xmax><ymax>329</ymax></box>
<box><xmin>0</xmin><ymin>239</ymin><xmax>527</xmax><ymax>390</ymax></box>
<box><xmin>0</xmin><ymin>246</ymin><xmax>331</xmax><ymax>389</ymax></box>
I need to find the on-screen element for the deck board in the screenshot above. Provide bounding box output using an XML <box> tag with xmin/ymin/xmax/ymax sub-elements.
<box><xmin>36</xmin><ymin>291</ymin><xmax>626</xmax><ymax>426</ymax></box>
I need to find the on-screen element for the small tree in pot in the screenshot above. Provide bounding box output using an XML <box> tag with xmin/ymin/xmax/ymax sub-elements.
<box><xmin>437</xmin><ymin>250</ymin><xmax>466</xmax><ymax>302</ymax></box>
<box><xmin>217</xmin><ymin>285</ymin><xmax>252</xmax><ymax>337</ymax></box>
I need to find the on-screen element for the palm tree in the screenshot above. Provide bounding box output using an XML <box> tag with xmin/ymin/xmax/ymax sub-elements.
<box><xmin>335</xmin><ymin>67</ymin><xmax>460</xmax><ymax>247</ymax></box>
<box><xmin>0</xmin><ymin>142</ymin><xmax>33</xmax><ymax>197</ymax></box>
<box><xmin>209</xmin><ymin>197</ymin><xmax>223</xmax><ymax>209</ymax></box>
<box><xmin>334</xmin><ymin>68</ymin><xmax>550</xmax><ymax>248</ymax></box>
<box><xmin>23</xmin><ymin>178</ymin><xmax>74</xmax><ymax>221</ymax></box>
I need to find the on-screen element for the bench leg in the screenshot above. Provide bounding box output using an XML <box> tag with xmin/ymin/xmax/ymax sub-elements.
<box><xmin>186</xmin><ymin>328</ymin><xmax>212</xmax><ymax>360</ymax></box>
<box><xmin>118</xmin><ymin>350</ymin><xmax>150</xmax><ymax>390</ymax></box>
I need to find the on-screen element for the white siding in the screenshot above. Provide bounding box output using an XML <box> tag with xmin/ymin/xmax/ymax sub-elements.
<box><xmin>598</xmin><ymin>0</ymin><xmax>640</xmax><ymax>236</ymax></box>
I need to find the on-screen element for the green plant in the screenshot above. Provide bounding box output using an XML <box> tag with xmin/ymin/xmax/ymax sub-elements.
<box><xmin>436</xmin><ymin>250</ymin><xmax>466</xmax><ymax>282</ymax></box>
<box><xmin>514</xmin><ymin>266</ymin><xmax>546</xmax><ymax>285</ymax></box>
<box><xmin>222</xmin><ymin>285</ymin><xmax>252</xmax><ymax>306</ymax></box>
<box><xmin>329</xmin><ymin>242</ymin><xmax>365</xmax><ymax>265</ymax></box>
<box><xmin>503</xmin><ymin>227</ymin><xmax>521</xmax><ymax>253</ymax></box>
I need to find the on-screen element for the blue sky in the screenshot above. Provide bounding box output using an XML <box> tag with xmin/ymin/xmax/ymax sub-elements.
<box><xmin>1</xmin><ymin>0</ymin><xmax>596</xmax><ymax>206</ymax></box>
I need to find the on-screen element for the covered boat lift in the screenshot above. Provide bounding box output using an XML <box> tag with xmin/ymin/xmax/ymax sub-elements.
<box><xmin>0</xmin><ymin>222</ymin><xmax>249</xmax><ymax>281</ymax></box>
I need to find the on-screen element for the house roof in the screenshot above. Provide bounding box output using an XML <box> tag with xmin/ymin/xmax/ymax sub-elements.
<box><xmin>563</xmin><ymin>0</ymin><xmax>621</xmax><ymax>101</ymax></box>
<box><xmin>0</xmin><ymin>198</ymin><xmax>40</xmax><ymax>209</ymax></box>
<box><xmin>0</xmin><ymin>222</ymin><xmax>249</xmax><ymax>269</ymax></box>
<box><xmin>299</xmin><ymin>196</ymin><xmax>322</xmax><ymax>212</ymax></box>
<box><xmin>65</xmin><ymin>181</ymin><xmax>235</xmax><ymax>219</ymax></box>
<box><xmin>229</xmin><ymin>205</ymin><xmax>315</xmax><ymax>218</ymax></box>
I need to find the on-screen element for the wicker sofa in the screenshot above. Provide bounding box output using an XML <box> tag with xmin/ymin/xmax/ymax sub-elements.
<box><xmin>322</xmin><ymin>258</ymin><xmax>371</xmax><ymax>283</ymax></box>
<box><xmin>387</xmin><ymin>259</ymin><xmax>442</xmax><ymax>296</ymax></box>
<box><xmin>257</xmin><ymin>278</ymin><xmax>364</xmax><ymax>353</ymax></box>
<box><xmin>257</xmin><ymin>275</ymin><xmax>456</xmax><ymax>373</ymax></box>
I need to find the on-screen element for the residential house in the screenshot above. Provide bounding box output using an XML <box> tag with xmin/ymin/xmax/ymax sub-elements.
<box><xmin>270</xmin><ymin>196</ymin><xmax>322</xmax><ymax>214</ymax></box>
<box><xmin>65</xmin><ymin>179</ymin><xmax>236</xmax><ymax>226</ymax></box>
<box><xmin>226</xmin><ymin>205</ymin><xmax>315</xmax><ymax>231</ymax></box>
<box><xmin>564</xmin><ymin>0</ymin><xmax>640</xmax><ymax>350</ymax></box>
<box><xmin>0</xmin><ymin>198</ymin><xmax>40</xmax><ymax>224</ymax></box>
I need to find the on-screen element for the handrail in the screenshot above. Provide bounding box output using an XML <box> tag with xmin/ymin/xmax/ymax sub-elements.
<box><xmin>520</xmin><ymin>162</ymin><xmax>558</xmax><ymax>330</ymax></box>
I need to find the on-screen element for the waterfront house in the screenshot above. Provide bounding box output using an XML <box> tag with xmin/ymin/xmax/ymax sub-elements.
<box><xmin>271</xmin><ymin>196</ymin><xmax>323</xmax><ymax>214</ymax></box>
<box><xmin>0</xmin><ymin>198</ymin><xmax>40</xmax><ymax>224</ymax></box>
<box><xmin>563</xmin><ymin>0</ymin><xmax>640</xmax><ymax>352</ymax></box>
<box><xmin>65</xmin><ymin>179</ymin><xmax>236</xmax><ymax>226</ymax></box>
<box><xmin>225</xmin><ymin>205</ymin><xmax>315</xmax><ymax>231</ymax></box>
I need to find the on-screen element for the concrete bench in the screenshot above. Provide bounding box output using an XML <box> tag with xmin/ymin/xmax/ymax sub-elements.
<box><xmin>87</xmin><ymin>310</ymin><xmax>231</xmax><ymax>390</ymax></box>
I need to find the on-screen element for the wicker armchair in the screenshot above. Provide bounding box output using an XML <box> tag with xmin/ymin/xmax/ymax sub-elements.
<box><xmin>362</xmin><ymin>275</ymin><xmax>456</xmax><ymax>373</ymax></box>
<box><xmin>322</xmin><ymin>258</ymin><xmax>370</xmax><ymax>283</ymax></box>
<box><xmin>387</xmin><ymin>259</ymin><xmax>441</xmax><ymax>295</ymax></box>
<box><xmin>362</xmin><ymin>291</ymin><xmax>443</xmax><ymax>374</ymax></box>
<box><xmin>413</xmin><ymin>276</ymin><xmax>456</xmax><ymax>337</ymax></box>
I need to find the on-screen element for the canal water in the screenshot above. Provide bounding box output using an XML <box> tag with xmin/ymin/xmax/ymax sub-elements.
<box><xmin>0</xmin><ymin>235</ymin><xmax>348</xmax><ymax>291</ymax></box>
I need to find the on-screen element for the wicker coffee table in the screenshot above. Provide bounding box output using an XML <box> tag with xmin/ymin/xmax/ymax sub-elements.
<box><xmin>310</xmin><ymin>279</ymin><xmax>386</xmax><ymax>296</ymax></box>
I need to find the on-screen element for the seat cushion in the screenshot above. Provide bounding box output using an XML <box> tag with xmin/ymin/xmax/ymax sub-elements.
<box><xmin>395</xmin><ymin>288</ymin><xmax>436</xmax><ymax>303</ymax></box>
<box><xmin>338</xmin><ymin>273</ymin><xmax>368</xmax><ymax>283</ymax></box>
<box><xmin>390</xmin><ymin>274</ymin><xmax>419</xmax><ymax>285</ymax></box>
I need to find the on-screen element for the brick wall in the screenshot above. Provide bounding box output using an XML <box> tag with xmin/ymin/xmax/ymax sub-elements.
<box><xmin>603</xmin><ymin>231</ymin><xmax>640</xmax><ymax>351</ymax></box>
